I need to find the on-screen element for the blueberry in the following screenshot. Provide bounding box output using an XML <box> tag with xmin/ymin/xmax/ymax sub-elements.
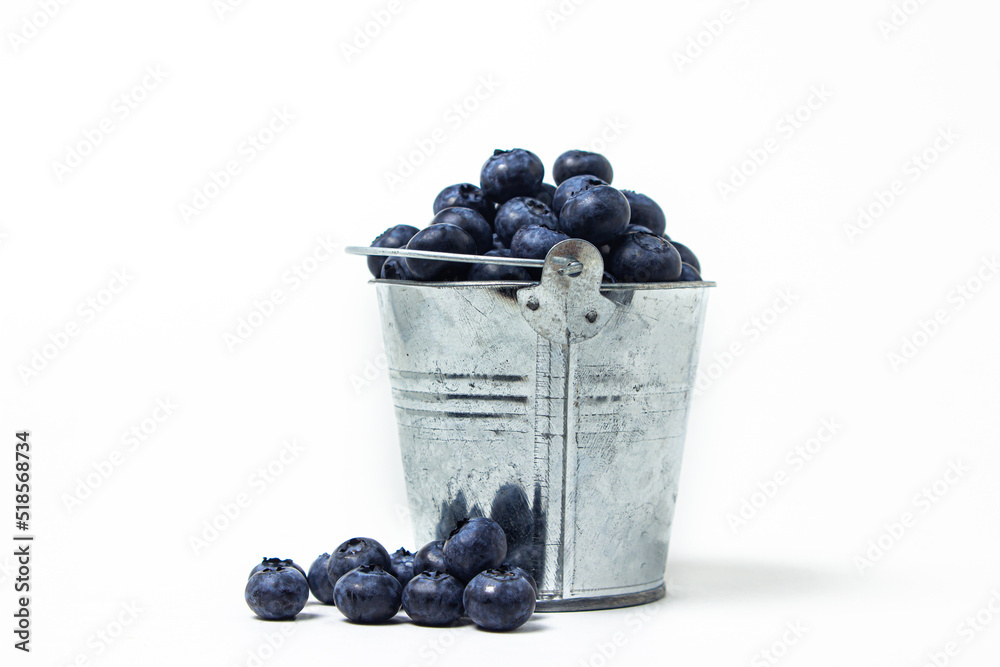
<box><xmin>533</xmin><ymin>183</ymin><xmax>557</xmax><ymax>208</ymax></box>
<box><xmin>389</xmin><ymin>548</ymin><xmax>415</xmax><ymax>587</ymax></box>
<box><xmin>245</xmin><ymin>567</ymin><xmax>309</xmax><ymax>621</ymax></box>
<box><xmin>500</xmin><ymin>564</ymin><xmax>537</xmax><ymax>597</ymax></box>
<box><xmin>401</xmin><ymin>571</ymin><xmax>465</xmax><ymax>626</ymax></box>
<box><xmin>494</xmin><ymin>197</ymin><xmax>558</xmax><ymax>246</ymax></box>
<box><xmin>413</xmin><ymin>540</ymin><xmax>448</xmax><ymax>577</ymax></box>
<box><xmin>433</xmin><ymin>183</ymin><xmax>496</xmax><ymax>223</ymax></box>
<box><xmin>463</xmin><ymin>568</ymin><xmax>535</xmax><ymax>631</ymax></box>
<box><xmin>608</xmin><ymin>233</ymin><xmax>682</xmax><ymax>283</ymax></box>
<box><xmin>480</xmin><ymin>149</ymin><xmax>545</xmax><ymax>204</ymax></box>
<box><xmin>551</xmin><ymin>174</ymin><xmax>607</xmax><ymax>215</ymax></box>
<box><xmin>368</xmin><ymin>225</ymin><xmax>419</xmax><ymax>278</ymax></box>
<box><xmin>558</xmin><ymin>185</ymin><xmax>631</xmax><ymax>246</ymax></box>
<box><xmin>620</xmin><ymin>191</ymin><xmax>666</xmax><ymax>236</ymax></box>
<box><xmin>670</xmin><ymin>241</ymin><xmax>700</xmax><ymax>273</ymax></box>
<box><xmin>249</xmin><ymin>557</ymin><xmax>306</xmax><ymax>581</ymax></box>
<box><xmin>327</xmin><ymin>537</ymin><xmax>391</xmax><ymax>591</ymax></box>
<box><xmin>306</xmin><ymin>553</ymin><xmax>336</xmax><ymax>604</ymax></box>
<box><xmin>379</xmin><ymin>256</ymin><xmax>413</xmax><ymax>281</ymax></box>
<box><xmin>404</xmin><ymin>224</ymin><xmax>477</xmax><ymax>281</ymax></box>
<box><xmin>467</xmin><ymin>249</ymin><xmax>533</xmax><ymax>282</ymax></box>
<box><xmin>602</xmin><ymin>271</ymin><xmax>617</xmax><ymax>284</ymax></box>
<box><xmin>509</xmin><ymin>225</ymin><xmax>570</xmax><ymax>262</ymax></box>
<box><xmin>679</xmin><ymin>262</ymin><xmax>702</xmax><ymax>281</ymax></box>
<box><xmin>443</xmin><ymin>517</ymin><xmax>507</xmax><ymax>583</ymax></box>
<box><xmin>333</xmin><ymin>565</ymin><xmax>402</xmax><ymax>624</ymax></box>
<box><xmin>553</xmin><ymin>150</ymin><xmax>614</xmax><ymax>185</ymax></box>
<box><xmin>491</xmin><ymin>234</ymin><xmax>506</xmax><ymax>251</ymax></box>
<box><xmin>431</xmin><ymin>207</ymin><xmax>493</xmax><ymax>254</ymax></box>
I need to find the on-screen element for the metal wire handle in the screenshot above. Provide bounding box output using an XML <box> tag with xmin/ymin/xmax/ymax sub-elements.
<box><xmin>345</xmin><ymin>246</ymin><xmax>585</xmax><ymax>275</ymax></box>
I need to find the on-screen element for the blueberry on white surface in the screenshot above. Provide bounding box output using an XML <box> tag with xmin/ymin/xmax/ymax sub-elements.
<box><xmin>327</xmin><ymin>537</ymin><xmax>391</xmax><ymax>591</ymax></box>
<box><xmin>249</xmin><ymin>557</ymin><xmax>306</xmax><ymax>580</ymax></box>
<box><xmin>333</xmin><ymin>565</ymin><xmax>402</xmax><ymax>624</ymax></box>
<box><xmin>413</xmin><ymin>540</ymin><xmax>448</xmax><ymax>577</ymax></box>
<box><xmin>389</xmin><ymin>548</ymin><xmax>415</xmax><ymax>587</ymax></box>
<box><xmin>401</xmin><ymin>571</ymin><xmax>465</xmax><ymax>626</ymax></box>
<box><xmin>245</xmin><ymin>567</ymin><xmax>309</xmax><ymax>621</ymax></box>
<box><xmin>306</xmin><ymin>553</ymin><xmax>336</xmax><ymax>604</ymax></box>
<box><xmin>463</xmin><ymin>567</ymin><xmax>535</xmax><ymax>631</ymax></box>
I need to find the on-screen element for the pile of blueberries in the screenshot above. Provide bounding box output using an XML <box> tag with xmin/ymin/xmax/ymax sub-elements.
<box><xmin>367</xmin><ymin>148</ymin><xmax>702</xmax><ymax>283</ymax></box>
<box><xmin>244</xmin><ymin>517</ymin><xmax>536</xmax><ymax>632</ymax></box>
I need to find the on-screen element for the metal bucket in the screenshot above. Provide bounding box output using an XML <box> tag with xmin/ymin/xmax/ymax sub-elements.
<box><xmin>348</xmin><ymin>239</ymin><xmax>714</xmax><ymax>611</ymax></box>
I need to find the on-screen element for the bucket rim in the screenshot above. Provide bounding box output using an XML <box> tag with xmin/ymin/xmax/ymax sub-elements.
<box><xmin>370</xmin><ymin>278</ymin><xmax>716</xmax><ymax>290</ymax></box>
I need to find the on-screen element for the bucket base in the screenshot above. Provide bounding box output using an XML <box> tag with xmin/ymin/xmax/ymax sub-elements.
<box><xmin>535</xmin><ymin>583</ymin><xmax>665</xmax><ymax>612</ymax></box>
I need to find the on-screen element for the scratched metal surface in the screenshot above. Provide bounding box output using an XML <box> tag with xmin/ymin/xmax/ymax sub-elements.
<box><xmin>374</xmin><ymin>271</ymin><xmax>711</xmax><ymax>610</ymax></box>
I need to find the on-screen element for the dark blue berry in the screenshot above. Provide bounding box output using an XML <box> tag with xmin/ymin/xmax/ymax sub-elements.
<box><xmin>533</xmin><ymin>183</ymin><xmax>557</xmax><ymax>208</ymax></box>
<box><xmin>467</xmin><ymin>249</ymin><xmax>533</xmax><ymax>282</ymax></box>
<box><xmin>431</xmin><ymin>207</ymin><xmax>493</xmax><ymax>254</ymax></box>
<box><xmin>495</xmin><ymin>197</ymin><xmax>558</xmax><ymax>246</ymax></box>
<box><xmin>443</xmin><ymin>517</ymin><xmax>507</xmax><ymax>583</ymax></box>
<box><xmin>249</xmin><ymin>557</ymin><xmax>306</xmax><ymax>580</ymax></box>
<box><xmin>480</xmin><ymin>149</ymin><xmax>545</xmax><ymax>204</ymax></box>
<box><xmin>463</xmin><ymin>568</ymin><xmax>535</xmax><ymax>631</ymax></box>
<box><xmin>413</xmin><ymin>540</ymin><xmax>448</xmax><ymax>577</ymax></box>
<box><xmin>491</xmin><ymin>234</ymin><xmax>506</xmax><ymax>251</ymax></box>
<box><xmin>558</xmin><ymin>185</ymin><xmax>631</xmax><ymax>246</ymax></box>
<box><xmin>679</xmin><ymin>262</ymin><xmax>702</xmax><ymax>281</ymax></box>
<box><xmin>404</xmin><ymin>224</ymin><xmax>477</xmax><ymax>281</ymax></box>
<box><xmin>608</xmin><ymin>233</ymin><xmax>682</xmax><ymax>283</ymax></box>
<box><xmin>245</xmin><ymin>567</ymin><xmax>309</xmax><ymax>620</ymax></box>
<box><xmin>501</xmin><ymin>564</ymin><xmax>537</xmax><ymax>596</ymax></box>
<box><xmin>389</xmin><ymin>548</ymin><xmax>415</xmax><ymax>587</ymax></box>
<box><xmin>433</xmin><ymin>183</ymin><xmax>496</xmax><ymax>223</ymax></box>
<box><xmin>327</xmin><ymin>537</ymin><xmax>391</xmax><ymax>591</ymax></box>
<box><xmin>553</xmin><ymin>150</ymin><xmax>614</xmax><ymax>185</ymax></box>
<box><xmin>551</xmin><ymin>174</ymin><xmax>607</xmax><ymax>215</ymax></box>
<box><xmin>509</xmin><ymin>225</ymin><xmax>570</xmax><ymax>262</ymax></box>
<box><xmin>624</xmin><ymin>224</ymin><xmax>654</xmax><ymax>235</ymax></box>
<box><xmin>401</xmin><ymin>571</ymin><xmax>465</xmax><ymax>626</ymax></box>
<box><xmin>306</xmin><ymin>553</ymin><xmax>336</xmax><ymax>604</ymax></box>
<box><xmin>368</xmin><ymin>225</ymin><xmax>419</xmax><ymax>278</ymax></box>
<box><xmin>670</xmin><ymin>241</ymin><xmax>700</xmax><ymax>273</ymax></box>
<box><xmin>333</xmin><ymin>565</ymin><xmax>402</xmax><ymax>624</ymax></box>
<box><xmin>621</xmin><ymin>191</ymin><xmax>666</xmax><ymax>237</ymax></box>
<box><xmin>379</xmin><ymin>257</ymin><xmax>413</xmax><ymax>281</ymax></box>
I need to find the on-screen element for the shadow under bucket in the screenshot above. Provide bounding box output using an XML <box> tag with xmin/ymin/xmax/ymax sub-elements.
<box><xmin>350</xmin><ymin>239</ymin><xmax>714</xmax><ymax>611</ymax></box>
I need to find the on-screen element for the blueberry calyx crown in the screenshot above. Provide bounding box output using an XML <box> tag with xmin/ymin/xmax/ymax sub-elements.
<box><xmin>392</xmin><ymin>547</ymin><xmax>414</xmax><ymax>557</ymax></box>
<box><xmin>340</xmin><ymin>538</ymin><xmax>367</xmax><ymax>555</ymax></box>
<box><xmin>356</xmin><ymin>564</ymin><xmax>386</xmax><ymax>574</ymax></box>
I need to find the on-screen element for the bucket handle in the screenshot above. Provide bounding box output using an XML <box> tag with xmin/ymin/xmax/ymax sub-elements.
<box><xmin>346</xmin><ymin>241</ymin><xmax>615</xmax><ymax>344</ymax></box>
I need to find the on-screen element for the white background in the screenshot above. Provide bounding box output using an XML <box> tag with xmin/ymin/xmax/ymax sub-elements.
<box><xmin>2</xmin><ymin>0</ymin><xmax>999</xmax><ymax>665</ymax></box>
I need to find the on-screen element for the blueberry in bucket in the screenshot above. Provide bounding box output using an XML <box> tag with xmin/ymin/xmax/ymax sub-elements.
<box><xmin>495</xmin><ymin>197</ymin><xmax>558</xmax><ymax>246</ymax></box>
<box><xmin>669</xmin><ymin>240</ymin><xmax>700</xmax><ymax>273</ymax></box>
<box><xmin>245</xmin><ymin>567</ymin><xmax>309</xmax><ymax>621</ymax></box>
<box><xmin>467</xmin><ymin>249</ymin><xmax>533</xmax><ymax>282</ymax></box>
<box><xmin>367</xmin><ymin>225</ymin><xmax>419</xmax><ymax>278</ymax></box>
<box><xmin>553</xmin><ymin>149</ymin><xmax>614</xmax><ymax>185</ymax></box>
<box><xmin>333</xmin><ymin>565</ymin><xmax>402</xmax><ymax>624</ymax></box>
<box><xmin>443</xmin><ymin>517</ymin><xmax>507</xmax><ymax>583</ymax></box>
<box><xmin>510</xmin><ymin>225</ymin><xmax>570</xmax><ymax>262</ymax></box>
<box><xmin>558</xmin><ymin>185</ymin><xmax>631</xmax><ymax>246</ymax></box>
<box><xmin>433</xmin><ymin>183</ymin><xmax>496</xmax><ymax>223</ymax></box>
<box><xmin>404</xmin><ymin>224</ymin><xmax>477</xmax><ymax>281</ymax></box>
<box><xmin>480</xmin><ymin>149</ymin><xmax>545</xmax><ymax>204</ymax></box>
<box><xmin>379</xmin><ymin>257</ymin><xmax>413</xmax><ymax>281</ymax></box>
<box><xmin>621</xmin><ymin>190</ymin><xmax>666</xmax><ymax>237</ymax></box>
<box><xmin>431</xmin><ymin>207</ymin><xmax>493</xmax><ymax>254</ymax></box>
<box><xmin>551</xmin><ymin>174</ymin><xmax>607</xmax><ymax>215</ymax></box>
<box><xmin>608</xmin><ymin>232</ymin><xmax>682</xmax><ymax>283</ymax></box>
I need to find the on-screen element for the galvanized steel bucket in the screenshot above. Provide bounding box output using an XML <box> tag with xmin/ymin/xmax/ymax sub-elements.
<box><xmin>347</xmin><ymin>239</ymin><xmax>714</xmax><ymax>611</ymax></box>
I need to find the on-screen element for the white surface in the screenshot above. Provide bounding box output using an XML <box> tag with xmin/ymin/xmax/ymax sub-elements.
<box><xmin>2</xmin><ymin>1</ymin><xmax>999</xmax><ymax>665</ymax></box>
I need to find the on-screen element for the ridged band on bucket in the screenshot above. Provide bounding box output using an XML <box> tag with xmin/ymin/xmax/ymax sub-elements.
<box><xmin>347</xmin><ymin>240</ymin><xmax>714</xmax><ymax>611</ymax></box>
